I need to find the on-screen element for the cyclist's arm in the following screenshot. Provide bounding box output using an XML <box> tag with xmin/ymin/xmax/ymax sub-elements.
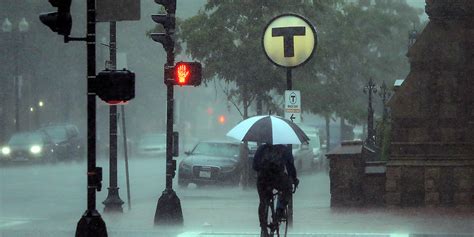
<box><xmin>285</xmin><ymin>147</ymin><xmax>297</xmax><ymax>180</ymax></box>
<box><xmin>252</xmin><ymin>145</ymin><xmax>265</xmax><ymax>172</ymax></box>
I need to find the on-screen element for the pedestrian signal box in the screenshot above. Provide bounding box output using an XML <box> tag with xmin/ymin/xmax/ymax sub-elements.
<box><xmin>165</xmin><ymin>61</ymin><xmax>202</xmax><ymax>86</ymax></box>
<box><xmin>95</xmin><ymin>69</ymin><xmax>135</xmax><ymax>105</ymax></box>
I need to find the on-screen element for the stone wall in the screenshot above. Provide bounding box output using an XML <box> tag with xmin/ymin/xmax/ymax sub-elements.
<box><xmin>326</xmin><ymin>141</ymin><xmax>387</xmax><ymax>207</ymax></box>
<box><xmin>386</xmin><ymin>0</ymin><xmax>474</xmax><ymax>207</ymax></box>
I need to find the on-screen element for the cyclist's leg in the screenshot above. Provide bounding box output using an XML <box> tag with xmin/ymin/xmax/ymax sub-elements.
<box><xmin>257</xmin><ymin>177</ymin><xmax>273</xmax><ymax>233</ymax></box>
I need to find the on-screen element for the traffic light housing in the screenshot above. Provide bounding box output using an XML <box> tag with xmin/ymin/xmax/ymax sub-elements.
<box><xmin>151</xmin><ymin>0</ymin><xmax>176</xmax><ymax>54</ymax></box>
<box><xmin>164</xmin><ymin>61</ymin><xmax>202</xmax><ymax>86</ymax></box>
<box><xmin>95</xmin><ymin>69</ymin><xmax>135</xmax><ymax>104</ymax></box>
<box><xmin>39</xmin><ymin>0</ymin><xmax>72</xmax><ymax>37</ymax></box>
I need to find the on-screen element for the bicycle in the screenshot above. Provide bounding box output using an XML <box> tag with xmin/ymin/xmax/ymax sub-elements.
<box><xmin>262</xmin><ymin>183</ymin><xmax>297</xmax><ymax>237</ymax></box>
<box><xmin>262</xmin><ymin>189</ymin><xmax>288</xmax><ymax>237</ymax></box>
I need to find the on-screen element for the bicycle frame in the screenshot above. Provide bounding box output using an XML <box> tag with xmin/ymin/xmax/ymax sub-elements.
<box><xmin>263</xmin><ymin>189</ymin><xmax>288</xmax><ymax>237</ymax></box>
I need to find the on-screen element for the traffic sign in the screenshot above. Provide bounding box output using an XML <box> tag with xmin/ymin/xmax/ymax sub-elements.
<box><xmin>262</xmin><ymin>14</ymin><xmax>317</xmax><ymax>68</ymax></box>
<box><xmin>284</xmin><ymin>90</ymin><xmax>301</xmax><ymax>123</ymax></box>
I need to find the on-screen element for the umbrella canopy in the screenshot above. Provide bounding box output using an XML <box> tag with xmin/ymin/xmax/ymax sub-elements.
<box><xmin>226</xmin><ymin>115</ymin><xmax>309</xmax><ymax>144</ymax></box>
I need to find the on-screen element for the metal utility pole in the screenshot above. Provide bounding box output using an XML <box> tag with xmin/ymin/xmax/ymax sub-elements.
<box><xmin>38</xmin><ymin>0</ymin><xmax>107</xmax><ymax>235</ymax></box>
<box><xmin>75</xmin><ymin>0</ymin><xmax>107</xmax><ymax>235</ymax></box>
<box><xmin>153</xmin><ymin>37</ymin><xmax>183</xmax><ymax>226</ymax></box>
<box><xmin>103</xmin><ymin>21</ymin><xmax>124</xmax><ymax>213</ymax></box>
<box><xmin>121</xmin><ymin>105</ymin><xmax>132</xmax><ymax>211</ymax></box>
<box><xmin>151</xmin><ymin>0</ymin><xmax>183</xmax><ymax>226</ymax></box>
<box><xmin>364</xmin><ymin>78</ymin><xmax>377</xmax><ymax>147</ymax></box>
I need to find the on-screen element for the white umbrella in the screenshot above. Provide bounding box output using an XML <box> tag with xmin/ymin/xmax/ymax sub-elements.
<box><xmin>226</xmin><ymin>115</ymin><xmax>309</xmax><ymax>144</ymax></box>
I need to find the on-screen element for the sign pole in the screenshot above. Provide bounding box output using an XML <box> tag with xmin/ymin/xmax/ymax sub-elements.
<box><xmin>286</xmin><ymin>68</ymin><xmax>294</xmax><ymax>228</ymax></box>
<box><xmin>262</xmin><ymin>13</ymin><xmax>317</xmax><ymax>231</ymax></box>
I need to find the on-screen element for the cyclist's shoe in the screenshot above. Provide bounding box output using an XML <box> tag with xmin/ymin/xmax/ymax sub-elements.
<box><xmin>260</xmin><ymin>227</ymin><xmax>270</xmax><ymax>237</ymax></box>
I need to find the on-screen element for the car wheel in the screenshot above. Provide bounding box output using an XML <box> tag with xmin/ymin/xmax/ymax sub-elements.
<box><xmin>178</xmin><ymin>179</ymin><xmax>188</xmax><ymax>189</ymax></box>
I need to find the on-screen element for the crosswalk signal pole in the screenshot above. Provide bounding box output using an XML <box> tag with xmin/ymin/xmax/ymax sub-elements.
<box><xmin>151</xmin><ymin>0</ymin><xmax>183</xmax><ymax>225</ymax></box>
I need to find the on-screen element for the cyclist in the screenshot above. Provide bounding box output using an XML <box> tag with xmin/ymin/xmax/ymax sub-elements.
<box><xmin>253</xmin><ymin>143</ymin><xmax>299</xmax><ymax>237</ymax></box>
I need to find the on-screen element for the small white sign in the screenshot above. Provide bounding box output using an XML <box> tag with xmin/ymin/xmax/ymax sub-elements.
<box><xmin>284</xmin><ymin>90</ymin><xmax>301</xmax><ymax>124</ymax></box>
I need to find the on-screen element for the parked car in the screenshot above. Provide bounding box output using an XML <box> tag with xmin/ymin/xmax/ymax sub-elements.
<box><xmin>1</xmin><ymin>131</ymin><xmax>57</xmax><ymax>163</ymax></box>
<box><xmin>292</xmin><ymin>124</ymin><xmax>323</xmax><ymax>172</ymax></box>
<box><xmin>136</xmin><ymin>133</ymin><xmax>166</xmax><ymax>157</ymax></box>
<box><xmin>38</xmin><ymin>124</ymin><xmax>85</xmax><ymax>161</ymax></box>
<box><xmin>178</xmin><ymin>140</ymin><xmax>242</xmax><ymax>188</ymax></box>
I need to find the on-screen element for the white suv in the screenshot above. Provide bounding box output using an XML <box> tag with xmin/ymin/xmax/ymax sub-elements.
<box><xmin>292</xmin><ymin>125</ymin><xmax>322</xmax><ymax>172</ymax></box>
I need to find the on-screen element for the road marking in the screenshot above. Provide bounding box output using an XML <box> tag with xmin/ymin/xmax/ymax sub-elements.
<box><xmin>177</xmin><ymin>232</ymin><xmax>415</xmax><ymax>237</ymax></box>
<box><xmin>0</xmin><ymin>220</ymin><xmax>29</xmax><ymax>228</ymax></box>
<box><xmin>0</xmin><ymin>217</ymin><xmax>47</xmax><ymax>229</ymax></box>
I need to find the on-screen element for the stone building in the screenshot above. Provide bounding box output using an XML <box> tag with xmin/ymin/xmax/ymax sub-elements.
<box><xmin>386</xmin><ymin>0</ymin><xmax>473</xmax><ymax>207</ymax></box>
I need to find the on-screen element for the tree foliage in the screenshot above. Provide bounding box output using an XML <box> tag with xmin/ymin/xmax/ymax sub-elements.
<box><xmin>175</xmin><ymin>0</ymin><xmax>423</xmax><ymax>122</ymax></box>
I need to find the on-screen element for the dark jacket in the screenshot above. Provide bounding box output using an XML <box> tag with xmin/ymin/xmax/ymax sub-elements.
<box><xmin>252</xmin><ymin>144</ymin><xmax>297</xmax><ymax>180</ymax></box>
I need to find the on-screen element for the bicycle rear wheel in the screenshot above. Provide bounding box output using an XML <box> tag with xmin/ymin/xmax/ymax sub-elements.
<box><xmin>264</xmin><ymin>199</ymin><xmax>278</xmax><ymax>237</ymax></box>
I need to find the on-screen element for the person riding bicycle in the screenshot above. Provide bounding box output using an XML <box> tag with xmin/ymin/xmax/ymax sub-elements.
<box><xmin>253</xmin><ymin>143</ymin><xmax>299</xmax><ymax>237</ymax></box>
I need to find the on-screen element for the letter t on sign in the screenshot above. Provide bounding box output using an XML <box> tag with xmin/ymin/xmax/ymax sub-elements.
<box><xmin>272</xmin><ymin>27</ymin><xmax>306</xmax><ymax>57</ymax></box>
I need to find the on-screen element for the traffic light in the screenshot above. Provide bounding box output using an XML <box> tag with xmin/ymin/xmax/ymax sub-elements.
<box><xmin>166</xmin><ymin>61</ymin><xmax>202</xmax><ymax>86</ymax></box>
<box><xmin>39</xmin><ymin>0</ymin><xmax>72</xmax><ymax>37</ymax></box>
<box><xmin>151</xmin><ymin>0</ymin><xmax>176</xmax><ymax>55</ymax></box>
<box><xmin>218</xmin><ymin>115</ymin><xmax>226</xmax><ymax>124</ymax></box>
<box><xmin>95</xmin><ymin>69</ymin><xmax>136</xmax><ymax>105</ymax></box>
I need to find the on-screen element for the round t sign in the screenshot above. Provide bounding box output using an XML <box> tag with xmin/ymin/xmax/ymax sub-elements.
<box><xmin>262</xmin><ymin>14</ymin><xmax>317</xmax><ymax>68</ymax></box>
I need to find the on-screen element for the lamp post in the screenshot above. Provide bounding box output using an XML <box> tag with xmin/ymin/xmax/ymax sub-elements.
<box><xmin>102</xmin><ymin>21</ymin><xmax>124</xmax><ymax>213</ymax></box>
<box><xmin>363</xmin><ymin>77</ymin><xmax>377</xmax><ymax>147</ymax></box>
<box><xmin>379</xmin><ymin>81</ymin><xmax>390</xmax><ymax>123</ymax></box>
<box><xmin>2</xmin><ymin>17</ymin><xmax>29</xmax><ymax>133</ymax></box>
<box><xmin>35</xmin><ymin>100</ymin><xmax>44</xmax><ymax>128</ymax></box>
<box><xmin>408</xmin><ymin>28</ymin><xmax>417</xmax><ymax>49</ymax></box>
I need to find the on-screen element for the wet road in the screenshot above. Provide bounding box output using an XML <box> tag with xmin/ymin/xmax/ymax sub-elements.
<box><xmin>1</xmin><ymin>156</ymin><xmax>472</xmax><ymax>237</ymax></box>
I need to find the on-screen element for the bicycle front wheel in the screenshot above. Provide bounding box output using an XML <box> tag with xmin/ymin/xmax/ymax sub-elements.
<box><xmin>282</xmin><ymin>208</ymin><xmax>288</xmax><ymax>237</ymax></box>
<box><xmin>265</xmin><ymin>201</ymin><xmax>277</xmax><ymax>237</ymax></box>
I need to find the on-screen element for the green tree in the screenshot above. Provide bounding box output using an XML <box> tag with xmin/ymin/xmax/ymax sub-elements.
<box><xmin>297</xmin><ymin>0</ymin><xmax>422</xmax><ymax>148</ymax></box>
<box><xmin>177</xmin><ymin>0</ymin><xmax>324</xmax><ymax>119</ymax></box>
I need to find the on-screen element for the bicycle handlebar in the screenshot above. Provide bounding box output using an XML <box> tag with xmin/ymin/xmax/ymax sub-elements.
<box><xmin>292</xmin><ymin>183</ymin><xmax>298</xmax><ymax>193</ymax></box>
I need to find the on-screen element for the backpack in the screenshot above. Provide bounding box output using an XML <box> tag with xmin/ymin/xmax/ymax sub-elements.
<box><xmin>260</xmin><ymin>145</ymin><xmax>285</xmax><ymax>176</ymax></box>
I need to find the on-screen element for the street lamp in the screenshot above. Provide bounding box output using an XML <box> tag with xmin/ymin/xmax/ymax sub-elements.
<box><xmin>379</xmin><ymin>81</ymin><xmax>390</xmax><ymax>123</ymax></box>
<box><xmin>408</xmin><ymin>28</ymin><xmax>417</xmax><ymax>49</ymax></box>
<box><xmin>35</xmin><ymin>100</ymin><xmax>45</xmax><ymax>128</ymax></box>
<box><xmin>2</xmin><ymin>18</ymin><xmax>12</xmax><ymax>32</ymax></box>
<box><xmin>19</xmin><ymin>17</ymin><xmax>30</xmax><ymax>33</ymax></box>
<box><xmin>363</xmin><ymin>77</ymin><xmax>377</xmax><ymax>147</ymax></box>
<box><xmin>2</xmin><ymin>17</ymin><xmax>29</xmax><ymax>132</ymax></box>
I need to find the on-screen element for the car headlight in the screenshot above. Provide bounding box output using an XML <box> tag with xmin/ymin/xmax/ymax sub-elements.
<box><xmin>221</xmin><ymin>165</ymin><xmax>236</xmax><ymax>172</ymax></box>
<box><xmin>1</xmin><ymin>147</ymin><xmax>11</xmax><ymax>155</ymax></box>
<box><xmin>30</xmin><ymin>145</ymin><xmax>42</xmax><ymax>154</ymax></box>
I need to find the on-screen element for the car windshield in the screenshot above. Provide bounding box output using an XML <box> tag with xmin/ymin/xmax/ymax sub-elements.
<box><xmin>192</xmin><ymin>142</ymin><xmax>239</xmax><ymax>158</ymax></box>
<box><xmin>8</xmin><ymin>132</ymin><xmax>44</xmax><ymax>146</ymax></box>
<box><xmin>41</xmin><ymin>126</ymin><xmax>67</xmax><ymax>143</ymax></box>
<box><xmin>140</xmin><ymin>134</ymin><xmax>166</xmax><ymax>146</ymax></box>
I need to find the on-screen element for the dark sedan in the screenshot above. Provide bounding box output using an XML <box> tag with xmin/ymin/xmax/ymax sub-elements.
<box><xmin>1</xmin><ymin>131</ymin><xmax>56</xmax><ymax>163</ymax></box>
<box><xmin>178</xmin><ymin>140</ymin><xmax>242</xmax><ymax>188</ymax></box>
<box><xmin>38</xmin><ymin>124</ymin><xmax>85</xmax><ymax>161</ymax></box>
